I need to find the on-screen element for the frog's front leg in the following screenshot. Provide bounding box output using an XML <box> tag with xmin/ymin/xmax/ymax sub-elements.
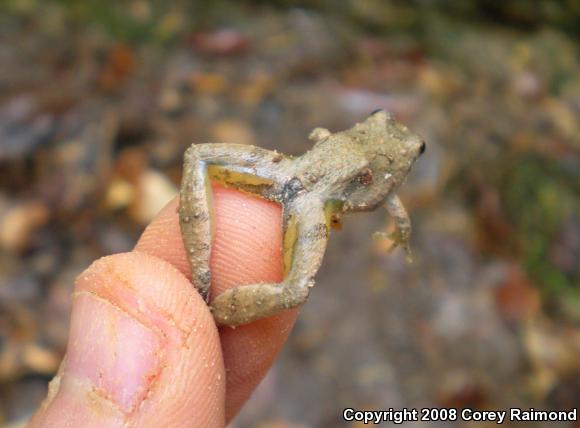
<box><xmin>179</xmin><ymin>144</ymin><xmax>285</xmax><ymax>302</ymax></box>
<box><xmin>211</xmin><ymin>197</ymin><xmax>328</xmax><ymax>326</ymax></box>
<box><xmin>383</xmin><ymin>194</ymin><xmax>412</xmax><ymax>261</ymax></box>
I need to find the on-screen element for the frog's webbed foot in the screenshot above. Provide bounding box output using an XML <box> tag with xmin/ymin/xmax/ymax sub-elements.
<box><xmin>211</xmin><ymin>198</ymin><xmax>329</xmax><ymax>326</ymax></box>
<box><xmin>374</xmin><ymin>194</ymin><xmax>413</xmax><ymax>262</ymax></box>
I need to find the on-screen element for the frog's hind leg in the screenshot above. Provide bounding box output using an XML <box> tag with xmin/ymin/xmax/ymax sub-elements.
<box><xmin>179</xmin><ymin>146</ymin><xmax>215</xmax><ymax>301</ymax></box>
<box><xmin>211</xmin><ymin>198</ymin><xmax>328</xmax><ymax>326</ymax></box>
<box><xmin>180</xmin><ymin>143</ymin><xmax>288</xmax><ymax>302</ymax></box>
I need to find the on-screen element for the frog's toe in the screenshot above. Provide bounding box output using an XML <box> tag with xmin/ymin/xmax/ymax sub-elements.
<box><xmin>372</xmin><ymin>231</ymin><xmax>389</xmax><ymax>241</ymax></box>
<box><xmin>391</xmin><ymin>232</ymin><xmax>413</xmax><ymax>261</ymax></box>
<box><xmin>372</xmin><ymin>229</ymin><xmax>402</xmax><ymax>246</ymax></box>
<box><xmin>372</xmin><ymin>230</ymin><xmax>413</xmax><ymax>261</ymax></box>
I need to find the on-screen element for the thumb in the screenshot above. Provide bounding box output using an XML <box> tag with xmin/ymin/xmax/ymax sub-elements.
<box><xmin>29</xmin><ymin>252</ymin><xmax>225</xmax><ymax>427</ymax></box>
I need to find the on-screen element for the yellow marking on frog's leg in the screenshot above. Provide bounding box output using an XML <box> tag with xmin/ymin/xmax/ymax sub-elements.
<box><xmin>207</xmin><ymin>164</ymin><xmax>275</xmax><ymax>196</ymax></box>
<box><xmin>179</xmin><ymin>143</ymin><xmax>287</xmax><ymax>302</ymax></box>
<box><xmin>283</xmin><ymin>214</ymin><xmax>298</xmax><ymax>276</ymax></box>
<box><xmin>211</xmin><ymin>197</ymin><xmax>329</xmax><ymax>326</ymax></box>
<box><xmin>381</xmin><ymin>194</ymin><xmax>413</xmax><ymax>262</ymax></box>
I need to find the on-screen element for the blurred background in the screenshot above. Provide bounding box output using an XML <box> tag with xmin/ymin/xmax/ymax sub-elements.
<box><xmin>0</xmin><ymin>0</ymin><xmax>579</xmax><ymax>427</ymax></box>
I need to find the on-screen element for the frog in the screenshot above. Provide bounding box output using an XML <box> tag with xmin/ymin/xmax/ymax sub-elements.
<box><xmin>178</xmin><ymin>109</ymin><xmax>425</xmax><ymax>326</ymax></box>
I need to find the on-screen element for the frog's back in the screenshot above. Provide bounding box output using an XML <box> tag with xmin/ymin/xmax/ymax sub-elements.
<box><xmin>294</xmin><ymin>132</ymin><xmax>369</xmax><ymax>195</ymax></box>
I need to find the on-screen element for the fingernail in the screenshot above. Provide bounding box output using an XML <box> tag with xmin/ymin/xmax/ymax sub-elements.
<box><xmin>65</xmin><ymin>292</ymin><xmax>162</xmax><ymax>413</ymax></box>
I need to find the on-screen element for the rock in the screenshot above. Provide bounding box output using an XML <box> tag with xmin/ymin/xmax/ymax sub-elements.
<box><xmin>105</xmin><ymin>179</ymin><xmax>135</xmax><ymax>211</ymax></box>
<box><xmin>0</xmin><ymin>200</ymin><xmax>49</xmax><ymax>253</ymax></box>
<box><xmin>129</xmin><ymin>169</ymin><xmax>177</xmax><ymax>224</ymax></box>
<box><xmin>22</xmin><ymin>344</ymin><xmax>59</xmax><ymax>375</ymax></box>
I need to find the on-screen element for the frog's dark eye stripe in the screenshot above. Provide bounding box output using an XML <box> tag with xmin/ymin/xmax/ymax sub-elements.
<box><xmin>419</xmin><ymin>141</ymin><xmax>426</xmax><ymax>155</ymax></box>
<box><xmin>370</xmin><ymin>108</ymin><xmax>384</xmax><ymax>116</ymax></box>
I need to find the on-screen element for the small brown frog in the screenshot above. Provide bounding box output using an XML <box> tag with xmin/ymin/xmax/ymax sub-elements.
<box><xmin>179</xmin><ymin>110</ymin><xmax>425</xmax><ymax>326</ymax></box>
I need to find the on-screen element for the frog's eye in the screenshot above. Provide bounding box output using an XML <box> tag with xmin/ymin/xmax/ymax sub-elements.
<box><xmin>368</xmin><ymin>109</ymin><xmax>392</xmax><ymax>122</ymax></box>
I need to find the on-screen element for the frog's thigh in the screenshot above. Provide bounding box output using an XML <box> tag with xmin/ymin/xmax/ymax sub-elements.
<box><xmin>212</xmin><ymin>203</ymin><xmax>329</xmax><ymax>326</ymax></box>
<box><xmin>179</xmin><ymin>146</ymin><xmax>214</xmax><ymax>301</ymax></box>
<box><xmin>197</xmin><ymin>143</ymin><xmax>285</xmax><ymax>174</ymax></box>
<box><xmin>181</xmin><ymin>143</ymin><xmax>286</xmax><ymax>303</ymax></box>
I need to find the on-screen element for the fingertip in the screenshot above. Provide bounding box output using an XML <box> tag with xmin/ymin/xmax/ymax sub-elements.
<box><xmin>31</xmin><ymin>252</ymin><xmax>225</xmax><ymax>427</ymax></box>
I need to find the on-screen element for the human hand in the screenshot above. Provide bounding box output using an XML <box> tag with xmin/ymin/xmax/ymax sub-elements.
<box><xmin>29</xmin><ymin>184</ymin><xmax>298</xmax><ymax>427</ymax></box>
